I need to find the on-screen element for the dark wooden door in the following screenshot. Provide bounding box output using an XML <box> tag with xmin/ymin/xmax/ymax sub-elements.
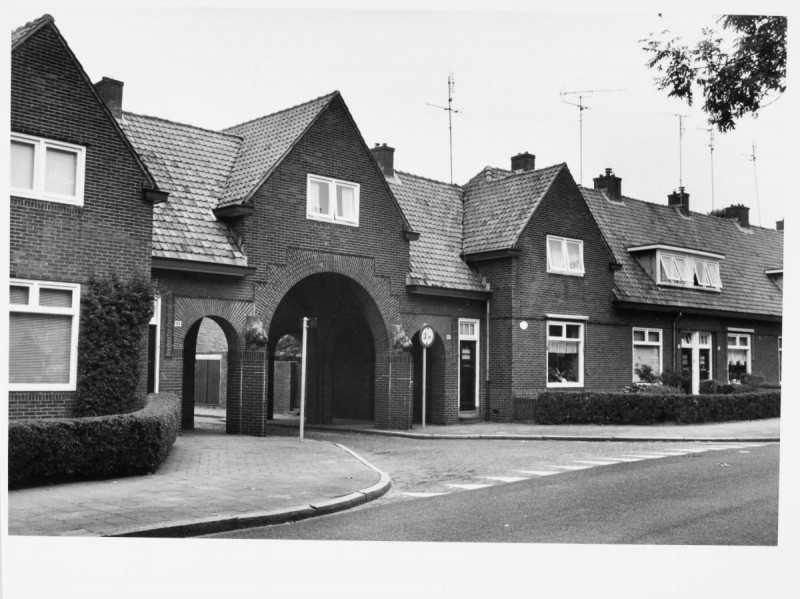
<box><xmin>194</xmin><ymin>359</ymin><xmax>221</xmax><ymax>406</ymax></box>
<box><xmin>459</xmin><ymin>341</ymin><xmax>476</xmax><ymax>411</ymax></box>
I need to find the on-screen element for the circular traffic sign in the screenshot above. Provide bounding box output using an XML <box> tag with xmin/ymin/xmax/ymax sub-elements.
<box><xmin>420</xmin><ymin>325</ymin><xmax>435</xmax><ymax>348</ymax></box>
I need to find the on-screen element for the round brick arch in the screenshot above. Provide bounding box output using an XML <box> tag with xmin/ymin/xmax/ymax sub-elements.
<box><xmin>256</xmin><ymin>249</ymin><xmax>403</xmax><ymax>351</ymax></box>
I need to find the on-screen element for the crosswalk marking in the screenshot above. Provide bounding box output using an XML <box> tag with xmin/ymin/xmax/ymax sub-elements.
<box><xmin>574</xmin><ymin>459</ymin><xmax>626</xmax><ymax>465</ymax></box>
<box><xmin>445</xmin><ymin>483</ymin><xmax>493</xmax><ymax>490</ymax></box>
<box><xmin>480</xmin><ymin>476</ymin><xmax>529</xmax><ymax>483</ymax></box>
<box><xmin>401</xmin><ymin>492</ymin><xmax>449</xmax><ymax>498</ymax></box>
<box><xmin>544</xmin><ymin>465</ymin><xmax>592</xmax><ymax>470</ymax></box>
<box><xmin>515</xmin><ymin>470</ymin><xmax>560</xmax><ymax>476</ymax></box>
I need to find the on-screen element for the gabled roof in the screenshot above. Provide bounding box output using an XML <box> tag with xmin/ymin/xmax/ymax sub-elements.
<box><xmin>11</xmin><ymin>14</ymin><xmax>53</xmax><ymax>49</ymax></box>
<box><xmin>462</xmin><ymin>163</ymin><xmax>566</xmax><ymax>255</ymax></box>
<box><xmin>389</xmin><ymin>171</ymin><xmax>486</xmax><ymax>292</ymax></box>
<box><xmin>120</xmin><ymin>113</ymin><xmax>248</xmax><ymax>266</ymax></box>
<box><xmin>581</xmin><ymin>187</ymin><xmax>784</xmax><ymax>317</ymax></box>
<box><xmin>218</xmin><ymin>92</ymin><xmax>338</xmax><ymax>207</ymax></box>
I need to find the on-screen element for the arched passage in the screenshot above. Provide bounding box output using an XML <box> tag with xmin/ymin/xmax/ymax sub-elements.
<box><xmin>181</xmin><ymin>315</ymin><xmax>239</xmax><ymax>430</ymax></box>
<box><xmin>412</xmin><ymin>330</ymin><xmax>446</xmax><ymax>424</ymax></box>
<box><xmin>267</xmin><ymin>273</ymin><xmax>384</xmax><ymax>424</ymax></box>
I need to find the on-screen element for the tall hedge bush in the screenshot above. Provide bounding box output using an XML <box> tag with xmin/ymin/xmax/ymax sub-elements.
<box><xmin>75</xmin><ymin>275</ymin><xmax>154</xmax><ymax>416</ymax></box>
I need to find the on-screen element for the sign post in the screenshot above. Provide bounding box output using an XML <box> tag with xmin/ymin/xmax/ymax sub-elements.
<box><xmin>299</xmin><ymin>317</ymin><xmax>317</xmax><ymax>442</ymax></box>
<box><xmin>419</xmin><ymin>325</ymin><xmax>435</xmax><ymax>430</ymax></box>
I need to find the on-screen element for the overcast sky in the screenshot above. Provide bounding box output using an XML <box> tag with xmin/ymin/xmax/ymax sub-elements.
<box><xmin>3</xmin><ymin>1</ymin><xmax>798</xmax><ymax>597</ymax></box>
<box><xmin>5</xmin><ymin>1</ymin><xmax>793</xmax><ymax>230</ymax></box>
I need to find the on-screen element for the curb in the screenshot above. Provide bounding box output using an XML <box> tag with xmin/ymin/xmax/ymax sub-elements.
<box><xmin>107</xmin><ymin>443</ymin><xmax>391</xmax><ymax>538</ymax></box>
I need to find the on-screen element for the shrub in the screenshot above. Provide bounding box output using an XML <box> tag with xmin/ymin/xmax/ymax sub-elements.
<box><xmin>8</xmin><ymin>393</ymin><xmax>180</xmax><ymax>489</ymax></box>
<box><xmin>76</xmin><ymin>275</ymin><xmax>154</xmax><ymax>416</ymax></box>
<box><xmin>533</xmin><ymin>390</ymin><xmax>780</xmax><ymax>425</ymax></box>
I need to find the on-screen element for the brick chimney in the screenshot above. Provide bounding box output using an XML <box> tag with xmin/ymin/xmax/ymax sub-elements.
<box><xmin>668</xmin><ymin>187</ymin><xmax>690</xmax><ymax>216</ymax></box>
<box><xmin>776</xmin><ymin>219</ymin><xmax>784</xmax><ymax>231</ymax></box>
<box><xmin>95</xmin><ymin>77</ymin><xmax>124</xmax><ymax>119</ymax></box>
<box><xmin>370</xmin><ymin>143</ymin><xmax>395</xmax><ymax>178</ymax></box>
<box><xmin>511</xmin><ymin>152</ymin><xmax>536</xmax><ymax>172</ymax></box>
<box><xmin>724</xmin><ymin>204</ymin><xmax>750</xmax><ymax>227</ymax></box>
<box><xmin>593</xmin><ymin>168</ymin><xmax>622</xmax><ymax>201</ymax></box>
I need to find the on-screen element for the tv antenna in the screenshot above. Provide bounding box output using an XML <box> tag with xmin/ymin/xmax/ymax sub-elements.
<box><xmin>426</xmin><ymin>72</ymin><xmax>461</xmax><ymax>184</ymax></box>
<box><xmin>697</xmin><ymin>126</ymin><xmax>716</xmax><ymax>210</ymax></box>
<box><xmin>560</xmin><ymin>88</ymin><xmax>624</xmax><ymax>185</ymax></box>
<box><xmin>662</xmin><ymin>113</ymin><xmax>688</xmax><ymax>189</ymax></box>
<box><xmin>742</xmin><ymin>141</ymin><xmax>762</xmax><ymax>226</ymax></box>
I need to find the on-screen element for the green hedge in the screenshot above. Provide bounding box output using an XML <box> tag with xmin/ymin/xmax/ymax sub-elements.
<box><xmin>9</xmin><ymin>393</ymin><xmax>180</xmax><ymax>489</ymax></box>
<box><xmin>533</xmin><ymin>390</ymin><xmax>780</xmax><ymax>425</ymax></box>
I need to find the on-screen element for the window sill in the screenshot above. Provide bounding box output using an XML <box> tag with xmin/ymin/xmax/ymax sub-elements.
<box><xmin>306</xmin><ymin>214</ymin><xmax>359</xmax><ymax>228</ymax></box>
<box><xmin>547</xmin><ymin>269</ymin><xmax>585</xmax><ymax>277</ymax></box>
<box><xmin>657</xmin><ymin>283</ymin><xmax>722</xmax><ymax>293</ymax></box>
<box><xmin>546</xmin><ymin>382</ymin><xmax>584</xmax><ymax>388</ymax></box>
<box><xmin>11</xmin><ymin>188</ymin><xmax>83</xmax><ymax>207</ymax></box>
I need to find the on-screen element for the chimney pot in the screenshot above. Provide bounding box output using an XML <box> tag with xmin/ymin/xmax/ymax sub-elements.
<box><xmin>777</xmin><ymin>219</ymin><xmax>784</xmax><ymax>231</ymax></box>
<box><xmin>94</xmin><ymin>77</ymin><xmax>124</xmax><ymax>119</ymax></box>
<box><xmin>667</xmin><ymin>188</ymin><xmax>691</xmax><ymax>216</ymax></box>
<box><xmin>510</xmin><ymin>152</ymin><xmax>536</xmax><ymax>172</ymax></box>
<box><xmin>723</xmin><ymin>204</ymin><xmax>750</xmax><ymax>227</ymax></box>
<box><xmin>370</xmin><ymin>143</ymin><xmax>395</xmax><ymax>178</ymax></box>
<box><xmin>593</xmin><ymin>168</ymin><xmax>622</xmax><ymax>201</ymax></box>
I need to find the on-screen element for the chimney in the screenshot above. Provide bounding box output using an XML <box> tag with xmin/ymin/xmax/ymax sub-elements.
<box><xmin>511</xmin><ymin>152</ymin><xmax>536</xmax><ymax>172</ymax></box>
<box><xmin>776</xmin><ymin>219</ymin><xmax>784</xmax><ymax>231</ymax></box>
<box><xmin>723</xmin><ymin>204</ymin><xmax>750</xmax><ymax>227</ymax></box>
<box><xmin>593</xmin><ymin>168</ymin><xmax>622</xmax><ymax>201</ymax></box>
<box><xmin>370</xmin><ymin>143</ymin><xmax>395</xmax><ymax>178</ymax></box>
<box><xmin>668</xmin><ymin>187</ymin><xmax>690</xmax><ymax>216</ymax></box>
<box><xmin>95</xmin><ymin>77</ymin><xmax>124</xmax><ymax>119</ymax></box>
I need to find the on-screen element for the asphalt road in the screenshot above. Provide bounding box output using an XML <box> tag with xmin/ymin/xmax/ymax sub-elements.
<box><xmin>206</xmin><ymin>442</ymin><xmax>778</xmax><ymax>544</ymax></box>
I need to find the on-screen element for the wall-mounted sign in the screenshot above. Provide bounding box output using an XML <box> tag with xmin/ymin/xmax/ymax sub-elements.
<box><xmin>420</xmin><ymin>325</ymin><xmax>435</xmax><ymax>348</ymax></box>
<box><xmin>519</xmin><ymin>321</ymin><xmax>528</xmax><ymax>330</ymax></box>
<box><xmin>174</xmin><ymin>320</ymin><xmax>182</xmax><ymax>328</ymax></box>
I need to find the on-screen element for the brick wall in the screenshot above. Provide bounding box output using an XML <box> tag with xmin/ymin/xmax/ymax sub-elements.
<box><xmin>9</xmin><ymin>23</ymin><xmax>153</xmax><ymax>420</ymax></box>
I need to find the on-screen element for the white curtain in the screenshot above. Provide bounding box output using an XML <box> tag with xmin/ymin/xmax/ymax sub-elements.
<box><xmin>337</xmin><ymin>184</ymin><xmax>355</xmax><ymax>220</ymax></box>
<box><xmin>548</xmin><ymin>238</ymin><xmax>566</xmax><ymax>270</ymax></box>
<box><xmin>310</xmin><ymin>180</ymin><xmax>329</xmax><ymax>215</ymax></box>
<box><xmin>548</xmin><ymin>340</ymin><xmax>578</xmax><ymax>354</ymax></box>
<box><xmin>567</xmin><ymin>240</ymin><xmax>583</xmax><ymax>271</ymax></box>
<box><xmin>45</xmin><ymin>147</ymin><xmax>77</xmax><ymax>196</ymax></box>
<box><xmin>11</xmin><ymin>140</ymin><xmax>35</xmax><ymax>190</ymax></box>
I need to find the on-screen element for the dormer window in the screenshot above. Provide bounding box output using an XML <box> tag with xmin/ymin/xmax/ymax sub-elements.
<box><xmin>307</xmin><ymin>174</ymin><xmax>359</xmax><ymax>226</ymax></box>
<box><xmin>629</xmin><ymin>245</ymin><xmax>723</xmax><ymax>291</ymax></box>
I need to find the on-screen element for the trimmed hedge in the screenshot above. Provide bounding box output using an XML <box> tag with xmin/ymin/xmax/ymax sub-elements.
<box><xmin>9</xmin><ymin>393</ymin><xmax>180</xmax><ymax>489</ymax></box>
<box><xmin>533</xmin><ymin>390</ymin><xmax>780</xmax><ymax>425</ymax></box>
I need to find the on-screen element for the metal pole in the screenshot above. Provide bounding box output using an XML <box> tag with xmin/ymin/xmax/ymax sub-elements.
<box><xmin>299</xmin><ymin>317</ymin><xmax>308</xmax><ymax>441</ymax></box>
<box><xmin>422</xmin><ymin>346</ymin><xmax>427</xmax><ymax>430</ymax></box>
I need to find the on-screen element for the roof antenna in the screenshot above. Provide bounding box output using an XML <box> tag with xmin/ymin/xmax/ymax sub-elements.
<box><xmin>742</xmin><ymin>141</ymin><xmax>762</xmax><ymax>226</ymax></box>
<box><xmin>560</xmin><ymin>88</ymin><xmax>625</xmax><ymax>185</ymax></box>
<box><xmin>697</xmin><ymin>126</ymin><xmax>716</xmax><ymax>210</ymax></box>
<box><xmin>427</xmin><ymin>72</ymin><xmax>461</xmax><ymax>184</ymax></box>
<box><xmin>662</xmin><ymin>113</ymin><xmax>688</xmax><ymax>190</ymax></box>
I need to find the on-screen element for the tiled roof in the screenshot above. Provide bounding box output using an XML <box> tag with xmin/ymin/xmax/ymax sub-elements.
<box><xmin>581</xmin><ymin>187</ymin><xmax>784</xmax><ymax>317</ymax></box>
<box><xmin>119</xmin><ymin>113</ymin><xmax>248</xmax><ymax>266</ymax></box>
<box><xmin>389</xmin><ymin>172</ymin><xmax>486</xmax><ymax>292</ymax></box>
<box><xmin>11</xmin><ymin>14</ymin><xmax>52</xmax><ymax>49</ymax></box>
<box><xmin>462</xmin><ymin>163</ymin><xmax>566</xmax><ymax>255</ymax></box>
<box><xmin>218</xmin><ymin>92</ymin><xmax>338</xmax><ymax>207</ymax></box>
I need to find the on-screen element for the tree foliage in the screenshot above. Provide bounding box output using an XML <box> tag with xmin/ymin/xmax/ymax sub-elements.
<box><xmin>75</xmin><ymin>275</ymin><xmax>154</xmax><ymax>416</ymax></box>
<box><xmin>642</xmin><ymin>15</ymin><xmax>786</xmax><ymax>132</ymax></box>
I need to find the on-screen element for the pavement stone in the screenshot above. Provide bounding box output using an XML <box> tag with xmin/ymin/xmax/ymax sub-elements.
<box><xmin>8</xmin><ymin>415</ymin><xmax>779</xmax><ymax>538</ymax></box>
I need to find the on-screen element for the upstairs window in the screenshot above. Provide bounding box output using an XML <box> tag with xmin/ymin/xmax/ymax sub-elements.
<box><xmin>307</xmin><ymin>174</ymin><xmax>359</xmax><ymax>226</ymax></box>
<box><xmin>11</xmin><ymin>133</ymin><xmax>85</xmax><ymax>206</ymax></box>
<box><xmin>547</xmin><ymin>235</ymin><xmax>584</xmax><ymax>276</ymax></box>
<box><xmin>657</xmin><ymin>250</ymin><xmax>722</xmax><ymax>290</ymax></box>
<box><xmin>9</xmin><ymin>279</ymin><xmax>80</xmax><ymax>391</ymax></box>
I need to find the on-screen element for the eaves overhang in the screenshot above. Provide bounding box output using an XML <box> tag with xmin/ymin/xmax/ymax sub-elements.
<box><xmin>152</xmin><ymin>257</ymin><xmax>256</xmax><ymax>277</ymax></box>
<box><xmin>612</xmin><ymin>299</ymin><xmax>782</xmax><ymax>323</ymax></box>
<box><xmin>213</xmin><ymin>204</ymin><xmax>255</xmax><ymax>219</ymax></box>
<box><xmin>462</xmin><ymin>248</ymin><xmax>521</xmax><ymax>263</ymax></box>
<box><xmin>627</xmin><ymin>244</ymin><xmax>725</xmax><ymax>260</ymax></box>
<box><xmin>406</xmin><ymin>284</ymin><xmax>491</xmax><ymax>300</ymax></box>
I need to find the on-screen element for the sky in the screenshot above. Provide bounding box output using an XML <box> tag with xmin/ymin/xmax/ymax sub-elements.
<box><xmin>4</xmin><ymin>1</ymin><xmax>793</xmax><ymax>230</ymax></box>
<box><xmin>3</xmin><ymin>1</ymin><xmax>799</xmax><ymax>598</ymax></box>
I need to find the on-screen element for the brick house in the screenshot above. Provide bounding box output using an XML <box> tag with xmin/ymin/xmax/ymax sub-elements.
<box><xmin>9</xmin><ymin>15</ymin><xmax>165</xmax><ymax>420</ymax></box>
<box><xmin>10</xmin><ymin>15</ymin><xmax>782</xmax><ymax>430</ymax></box>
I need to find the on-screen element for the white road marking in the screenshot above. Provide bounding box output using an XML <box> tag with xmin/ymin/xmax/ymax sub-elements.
<box><xmin>623</xmin><ymin>454</ymin><xmax>672</xmax><ymax>459</ymax></box>
<box><xmin>515</xmin><ymin>470</ymin><xmax>560</xmax><ymax>476</ymax></box>
<box><xmin>544</xmin><ymin>465</ymin><xmax>592</xmax><ymax>470</ymax></box>
<box><xmin>445</xmin><ymin>483</ymin><xmax>494</xmax><ymax>490</ymax></box>
<box><xmin>401</xmin><ymin>492</ymin><xmax>449</xmax><ymax>498</ymax></box>
<box><xmin>574</xmin><ymin>460</ymin><xmax>627</xmax><ymax>465</ymax></box>
<box><xmin>480</xmin><ymin>476</ymin><xmax>529</xmax><ymax>483</ymax></box>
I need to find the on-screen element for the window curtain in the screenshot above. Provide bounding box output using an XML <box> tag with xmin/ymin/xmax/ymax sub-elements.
<box><xmin>9</xmin><ymin>313</ymin><xmax>72</xmax><ymax>384</ymax></box>
<box><xmin>548</xmin><ymin>239</ymin><xmax>566</xmax><ymax>270</ymax></box>
<box><xmin>11</xmin><ymin>140</ymin><xmax>35</xmax><ymax>189</ymax></box>
<box><xmin>337</xmin><ymin>184</ymin><xmax>354</xmax><ymax>220</ymax></box>
<box><xmin>310</xmin><ymin>180</ymin><xmax>329</xmax><ymax>215</ymax></box>
<box><xmin>727</xmin><ymin>347</ymin><xmax>748</xmax><ymax>366</ymax></box>
<box><xmin>633</xmin><ymin>345</ymin><xmax>659</xmax><ymax>378</ymax></box>
<box><xmin>548</xmin><ymin>340</ymin><xmax>578</xmax><ymax>354</ymax></box>
<box><xmin>566</xmin><ymin>241</ymin><xmax>583</xmax><ymax>271</ymax></box>
<box><xmin>45</xmin><ymin>147</ymin><xmax>77</xmax><ymax>196</ymax></box>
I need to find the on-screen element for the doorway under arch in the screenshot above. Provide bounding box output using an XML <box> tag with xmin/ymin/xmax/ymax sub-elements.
<box><xmin>267</xmin><ymin>273</ymin><xmax>385</xmax><ymax>424</ymax></box>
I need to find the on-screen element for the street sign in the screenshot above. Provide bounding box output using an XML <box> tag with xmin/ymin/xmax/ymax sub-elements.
<box><xmin>419</xmin><ymin>324</ymin><xmax>435</xmax><ymax>430</ymax></box>
<box><xmin>420</xmin><ymin>324</ymin><xmax>435</xmax><ymax>348</ymax></box>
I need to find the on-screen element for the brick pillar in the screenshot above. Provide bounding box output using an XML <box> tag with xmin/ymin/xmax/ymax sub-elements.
<box><xmin>226</xmin><ymin>351</ymin><xmax>242</xmax><ymax>434</ymax></box>
<box><xmin>239</xmin><ymin>348</ymin><xmax>269</xmax><ymax>435</ymax></box>
<box><xmin>375</xmin><ymin>352</ymin><xmax>413</xmax><ymax>430</ymax></box>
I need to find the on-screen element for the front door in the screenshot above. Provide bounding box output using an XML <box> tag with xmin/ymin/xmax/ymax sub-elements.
<box><xmin>194</xmin><ymin>358</ymin><xmax>221</xmax><ymax>406</ymax></box>
<box><xmin>459</xmin><ymin>341</ymin><xmax>476</xmax><ymax>411</ymax></box>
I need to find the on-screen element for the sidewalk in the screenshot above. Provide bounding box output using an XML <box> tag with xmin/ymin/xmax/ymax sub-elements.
<box><xmin>8</xmin><ymin>413</ymin><xmax>779</xmax><ymax>538</ymax></box>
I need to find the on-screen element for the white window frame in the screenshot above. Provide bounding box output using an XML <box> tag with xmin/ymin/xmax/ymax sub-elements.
<box><xmin>632</xmin><ymin>327</ymin><xmax>663</xmax><ymax>382</ymax></box>
<box><xmin>727</xmin><ymin>333</ymin><xmax>752</xmax><ymax>383</ymax></box>
<box><xmin>306</xmin><ymin>174</ymin><xmax>360</xmax><ymax>226</ymax></box>
<box><xmin>11</xmin><ymin>132</ymin><xmax>86</xmax><ymax>206</ymax></box>
<box><xmin>458</xmin><ymin>318</ymin><xmax>480</xmax><ymax>410</ymax></box>
<box><xmin>546</xmin><ymin>320</ymin><xmax>584</xmax><ymax>387</ymax></box>
<box><xmin>778</xmin><ymin>336</ymin><xmax>782</xmax><ymax>384</ymax></box>
<box><xmin>546</xmin><ymin>235</ymin><xmax>585</xmax><ymax>276</ymax></box>
<box><xmin>656</xmin><ymin>250</ymin><xmax>722</xmax><ymax>290</ymax></box>
<box><xmin>9</xmin><ymin>279</ymin><xmax>81</xmax><ymax>391</ymax></box>
<box><xmin>149</xmin><ymin>296</ymin><xmax>161</xmax><ymax>394</ymax></box>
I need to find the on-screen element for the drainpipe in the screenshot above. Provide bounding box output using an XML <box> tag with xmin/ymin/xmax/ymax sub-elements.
<box><xmin>485</xmin><ymin>298</ymin><xmax>491</xmax><ymax>421</ymax></box>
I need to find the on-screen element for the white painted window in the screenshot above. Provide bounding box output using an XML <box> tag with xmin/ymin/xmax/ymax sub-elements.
<box><xmin>547</xmin><ymin>321</ymin><xmax>584</xmax><ymax>386</ymax></box>
<box><xmin>657</xmin><ymin>250</ymin><xmax>722</xmax><ymax>290</ymax></box>
<box><xmin>727</xmin><ymin>333</ymin><xmax>751</xmax><ymax>383</ymax></box>
<box><xmin>11</xmin><ymin>133</ymin><xmax>86</xmax><ymax>206</ymax></box>
<box><xmin>9</xmin><ymin>279</ymin><xmax>80</xmax><ymax>391</ymax></box>
<box><xmin>547</xmin><ymin>235</ymin><xmax>584</xmax><ymax>276</ymax></box>
<box><xmin>307</xmin><ymin>174</ymin><xmax>359</xmax><ymax>226</ymax></box>
<box><xmin>632</xmin><ymin>328</ymin><xmax>662</xmax><ymax>382</ymax></box>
